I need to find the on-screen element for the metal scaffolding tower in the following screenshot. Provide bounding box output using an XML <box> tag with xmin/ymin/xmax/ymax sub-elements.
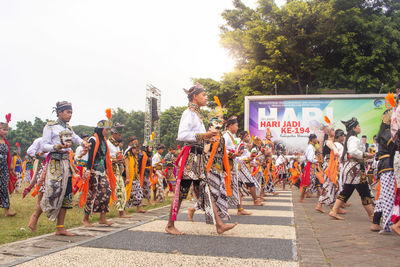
<box><xmin>144</xmin><ymin>84</ymin><xmax>161</xmax><ymax>146</ymax></box>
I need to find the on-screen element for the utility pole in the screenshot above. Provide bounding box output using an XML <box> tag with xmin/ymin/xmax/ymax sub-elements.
<box><xmin>274</xmin><ymin>83</ymin><xmax>277</xmax><ymax>95</ymax></box>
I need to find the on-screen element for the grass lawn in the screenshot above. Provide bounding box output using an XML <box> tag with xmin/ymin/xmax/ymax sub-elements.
<box><xmin>0</xmin><ymin>182</ymin><xmax>173</xmax><ymax>245</ymax></box>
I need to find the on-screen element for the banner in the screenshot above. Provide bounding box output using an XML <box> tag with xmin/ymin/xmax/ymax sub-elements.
<box><xmin>247</xmin><ymin>96</ymin><xmax>385</xmax><ymax>153</ymax></box>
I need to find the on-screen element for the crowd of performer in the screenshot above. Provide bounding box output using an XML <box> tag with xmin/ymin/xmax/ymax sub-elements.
<box><xmin>1</xmin><ymin>81</ymin><xmax>400</xmax><ymax>237</ymax></box>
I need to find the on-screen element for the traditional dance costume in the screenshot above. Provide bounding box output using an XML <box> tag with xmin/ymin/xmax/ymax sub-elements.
<box><xmin>108</xmin><ymin>136</ymin><xmax>126</xmax><ymax>212</ymax></box>
<box><xmin>337</xmin><ymin>135</ymin><xmax>373</xmax><ymax>206</ymax></box>
<box><xmin>82</xmin><ymin>128</ymin><xmax>116</xmax><ymax>215</ymax></box>
<box><xmin>125</xmin><ymin>147</ymin><xmax>143</xmax><ymax>208</ymax></box>
<box><xmin>318</xmin><ymin>139</ymin><xmax>339</xmax><ymax>206</ymax></box>
<box><xmin>373</xmin><ymin>114</ymin><xmax>397</xmax><ymax>232</ymax></box>
<box><xmin>152</xmin><ymin>151</ymin><xmax>165</xmax><ymax>202</ymax></box>
<box><xmin>40</xmin><ymin>119</ymin><xmax>83</xmax><ymax>221</ymax></box>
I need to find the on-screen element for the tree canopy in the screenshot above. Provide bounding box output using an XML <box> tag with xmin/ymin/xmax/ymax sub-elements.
<box><xmin>195</xmin><ymin>0</ymin><xmax>400</xmax><ymax>128</ymax></box>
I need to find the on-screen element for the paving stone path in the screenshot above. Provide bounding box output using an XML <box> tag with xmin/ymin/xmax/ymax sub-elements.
<box><xmin>1</xmin><ymin>190</ymin><xmax>298</xmax><ymax>267</ymax></box>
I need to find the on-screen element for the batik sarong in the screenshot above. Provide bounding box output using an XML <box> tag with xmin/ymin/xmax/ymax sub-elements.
<box><xmin>84</xmin><ymin>170</ymin><xmax>111</xmax><ymax>215</ymax></box>
<box><xmin>40</xmin><ymin>155</ymin><xmax>72</xmax><ymax>221</ymax></box>
<box><xmin>126</xmin><ymin>179</ymin><xmax>143</xmax><ymax>208</ymax></box>
<box><xmin>112</xmin><ymin>163</ymin><xmax>126</xmax><ymax>211</ymax></box>
<box><xmin>375</xmin><ymin>171</ymin><xmax>396</xmax><ymax>232</ymax></box>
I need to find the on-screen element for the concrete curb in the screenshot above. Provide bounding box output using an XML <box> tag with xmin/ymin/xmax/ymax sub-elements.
<box><xmin>1</xmin><ymin>202</ymin><xmax>189</xmax><ymax>267</ymax></box>
<box><xmin>292</xmin><ymin>190</ymin><xmax>329</xmax><ymax>267</ymax></box>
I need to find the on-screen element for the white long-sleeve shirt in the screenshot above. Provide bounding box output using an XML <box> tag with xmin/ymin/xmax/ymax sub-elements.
<box><xmin>107</xmin><ymin>139</ymin><xmax>121</xmax><ymax>159</ymax></box>
<box><xmin>152</xmin><ymin>152</ymin><xmax>162</xmax><ymax>167</ymax></box>
<box><xmin>177</xmin><ymin>109</ymin><xmax>206</xmax><ymax>142</ymax></box>
<box><xmin>334</xmin><ymin>142</ymin><xmax>344</xmax><ymax>159</ymax></box>
<box><xmin>346</xmin><ymin>136</ymin><xmax>364</xmax><ymax>160</ymax></box>
<box><xmin>305</xmin><ymin>144</ymin><xmax>317</xmax><ymax>163</ymax></box>
<box><xmin>41</xmin><ymin>120</ymin><xmax>82</xmax><ymax>153</ymax></box>
<box><xmin>74</xmin><ymin>145</ymin><xmax>88</xmax><ymax>162</ymax></box>
<box><xmin>27</xmin><ymin>138</ymin><xmax>43</xmax><ymax>157</ymax></box>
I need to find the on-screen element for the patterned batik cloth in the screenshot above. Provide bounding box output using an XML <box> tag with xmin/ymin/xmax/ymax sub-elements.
<box><xmin>142</xmin><ymin>173</ymin><xmax>151</xmax><ymax>201</ymax></box>
<box><xmin>318</xmin><ymin>161</ymin><xmax>339</xmax><ymax>206</ymax></box>
<box><xmin>40</xmin><ymin>157</ymin><xmax>72</xmax><ymax>221</ymax></box>
<box><xmin>265</xmin><ymin>174</ymin><xmax>275</xmax><ymax>193</ymax></box>
<box><xmin>126</xmin><ymin>179</ymin><xmax>143</xmax><ymax>208</ymax></box>
<box><xmin>374</xmin><ymin>171</ymin><xmax>396</xmax><ymax>232</ymax></box>
<box><xmin>235</xmin><ymin>159</ymin><xmax>260</xmax><ymax>188</ymax></box>
<box><xmin>228</xmin><ymin>160</ymin><xmax>240</xmax><ymax>207</ymax></box>
<box><xmin>196</xmin><ymin>169</ymin><xmax>230</xmax><ymax>224</ymax></box>
<box><xmin>0</xmin><ymin>144</ymin><xmax>10</xmax><ymax>209</ymax></box>
<box><xmin>154</xmin><ymin>170</ymin><xmax>165</xmax><ymax>202</ymax></box>
<box><xmin>112</xmin><ymin>163</ymin><xmax>126</xmax><ymax>211</ymax></box>
<box><xmin>84</xmin><ymin>171</ymin><xmax>111</xmax><ymax>215</ymax></box>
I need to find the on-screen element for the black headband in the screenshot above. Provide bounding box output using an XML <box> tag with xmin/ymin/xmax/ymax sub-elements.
<box><xmin>53</xmin><ymin>101</ymin><xmax>72</xmax><ymax>113</ymax></box>
<box><xmin>341</xmin><ymin>117</ymin><xmax>359</xmax><ymax>132</ymax></box>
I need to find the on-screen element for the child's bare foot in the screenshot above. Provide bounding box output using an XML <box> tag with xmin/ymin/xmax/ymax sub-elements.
<box><xmin>237</xmin><ymin>209</ymin><xmax>252</xmax><ymax>215</ymax></box>
<box><xmin>254</xmin><ymin>200</ymin><xmax>263</xmax><ymax>206</ymax></box>
<box><xmin>56</xmin><ymin>229</ymin><xmax>76</xmax><ymax>236</ymax></box>
<box><xmin>165</xmin><ymin>224</ymin><xmax>184</xmax><ymax>235</ymax></box>
<box><xmin>370</xmin><ymin>224</ymin><xmax>381</xmax><ymax>232</ymax></box>
<box><xmin>188</xmin><ymin>207</ymin><xmax>195</xmax><ymax>222</ymax></box>
<box><xmin>28</xmin><ymin>214</ymin><xmax>39</xmax><ymax>231</ymax></box>
<box><xmin>82</xmin><ymin>220</ymin><xmax>94</xmax><ymax>227</ymax></box>
<box><xmin>4</xmin><ymin>211</ymin><xmax>16</xmax><ymax>217</ymax></box>
<box><xmin>315</xmin><ymin>206</ymin><xmax>326</xmax><ymax>213</ymax></box>
<box><xmin>337</xmin><ymin>208</ymin><xmax>347</xmax><ymax>214</ymax></box>
<box><xmin>99</xmin><ymin>220</ymin><xmax>114</xmax><ymax>226</ymax></box>
<box><xmin>118</xmin><ymin>211</ymin><xmax>131</xmax><ymax>218</ymax></box>
<box><xmin>329</xmin><ymin>211</ymin><xmax>344</xmax><ymax>220</ymax></box>
<box><xmin>216</xmin><ymin>222</ymin><xmax>238</xmax><ymax>234</ymax></box>
<box><xmin>392</xmin><ymin>224</ymin><xmax>400</xmax><ymax>236</ymax></box>
<box><xmin>137</xmin><ymin>207</ymin><xmax>147</xmax><ymax>213</ymax></box>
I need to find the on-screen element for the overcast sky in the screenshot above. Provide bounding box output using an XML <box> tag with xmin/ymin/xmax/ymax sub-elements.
<box><xmin>0</xmin><ymin>0</ymin><xmax>286</xmax><ymax>127</ymax></box>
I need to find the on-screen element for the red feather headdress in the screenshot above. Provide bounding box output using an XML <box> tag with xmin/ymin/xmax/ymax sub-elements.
<box><xmin>5</xmin><ymin>113</ymin><xmax>11</xmax><ymax>123</ymax></box>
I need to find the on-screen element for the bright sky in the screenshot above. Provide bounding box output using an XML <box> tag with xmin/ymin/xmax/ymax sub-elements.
<box><xmin>0</xmin><ymin>0</ymin><xmax>286</xmax><ymax>127</ymax></box>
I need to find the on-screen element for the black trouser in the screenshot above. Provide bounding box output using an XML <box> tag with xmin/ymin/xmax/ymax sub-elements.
<box><xmin>337</xmin><ymin>183</ymin><xmax>372</xmax><ymax>205</ymax></box>
<box><xmin>179</xmin><ymin>179</ymin><xmax>200</xmax><ymax>200</ymax></box>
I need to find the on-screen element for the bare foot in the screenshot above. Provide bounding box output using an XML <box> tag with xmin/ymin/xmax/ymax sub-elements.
<box><xmin>272</xmin><ymin>192</ymin><xmax>279</xmax><ymax>195</ymax></box>
<box><xmin>329</xmin><ymin>211</ymin><xmax>344</xmax><ymax>220</ymax></box>
<box><xmin>165</xmin><ymin>224</ymin><xmax>184</xmax><ymax>235</ymax></box>
<box><xmin>82</xmin><ymin>220</ymin><xmax>94</xmax><ymax>227</ymax></box>
<box><xmin>5</xmin><ymin>211</ymin><xmax>16</xmax><ymax>217</ymax></box>
<box><xmin>188</xmin><ymin>207</ymin><xmax>195</xmax><ymax>222</ymax></box>
<box><xmin>392</xmin><ymin>225</ymin><xmax>400</xmax><ymax>236</ymax></box>
<box><xmin>299</xmin><ymin>199</ymin><xmax>305</xmax><ymax>203</ymax></box>
<box><xmin>99</xmin><ymin>220</ymin><xmax>114</xmax><ymax>226</ymax></box>
<box><xmin>344</xmin><ymin>202</ymin><xmax>351</xmax><ymax>207</ymax></box>
<box><xmin>370</xmin><ymin>224</ymin><xmax>381</xmax><ymax>232</ymax></box>
<box><xmin>337</xmin><ymin>208</ymin><xmax>347</xmax><ymax>214</ymax></box>
<box><xmin>216</xmin><ymin>222</ymin><xmax>238</xmax><ymax>234</ymax></box>
<box><xmin>259</xmin><ymin>197</ymin><xmax>266</xmax><ymax>201</ymax></box>
<box><xmin>254</xmin><ymin>200</ymin><xmax>263</xmax><ymax>206</ymax></box>
<box><xmin>137</xmin><ymin>207</ymin><xmax>147</xmax><ymax>213</ymax></box>
<box><xmin>28</xmin><ymin>214</ymin><xmax>39</xmax><ymax>231</ymax></box>
<box><xmin>237</xmin><ymin>210</ymin><xmax>252</xmax><ymax>215</ymax></box>
<box><xmin>315</xmin><ymin>206</ymin><xmax>326</xmax><ymax>213</ymax></box>
<box><xmin>119</xmin><ymin>214</ymin><xmax>131</xmax><ymax>218</ymax></box>
<box><xmin>56</xmin><ymin>229</ymin><xmax>76</xmax><ymax>236</ymax></box>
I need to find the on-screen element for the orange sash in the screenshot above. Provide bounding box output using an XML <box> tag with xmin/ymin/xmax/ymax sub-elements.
<box><xmin>206</xmin><ymin>139</ymin><xmax>232</xmax><ymax>196</ymax></box>
<box><xmin>139</xmin><ymin>152</ymin><xmax>148</xmax><ymax>187</ymax></box>
<box><xmin>324</xmin><ymin>150</ymin><xmax>338</xmax><ymax>185</ymax></box>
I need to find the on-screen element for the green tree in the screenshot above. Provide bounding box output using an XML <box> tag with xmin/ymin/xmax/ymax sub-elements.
<box><xmin>195</xmin><ymin>0</ymin><xmax>400</xmax><ymax>127</ymax></box>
